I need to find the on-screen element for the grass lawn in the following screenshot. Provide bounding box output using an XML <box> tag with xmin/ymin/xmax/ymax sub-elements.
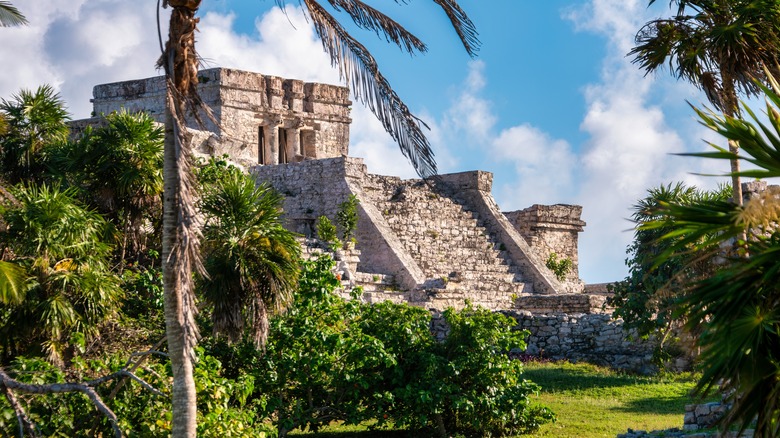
<box><xmin>289</xmin><ymin>361</ymin><xmax>710</xmax><ymax>437</ymax></box>
<box><xmin>524</xmin><ymin>361</ymin><xmax>709</xmax><ymax>437</ymax></box>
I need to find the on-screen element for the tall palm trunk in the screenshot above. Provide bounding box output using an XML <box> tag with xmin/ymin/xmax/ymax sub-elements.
<box><xmin>161</xmin><ymin>1</ymin><xmax>203</xmax><ymax>436</ymax></box>
<box><xmin>162</xmin><ymin>104</ymin><xmax>197</xmax><ymax>436</ymax></box>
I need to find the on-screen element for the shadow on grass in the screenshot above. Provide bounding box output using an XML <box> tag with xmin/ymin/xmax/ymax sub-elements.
<box><xmin>523</xmin><ymin>364</ymin><xmax>658</xmax><ymax>392</ymax></box>
<box><xmin>612</xmin><ymin>393</ymin><xmax>717</xmax><ymax>415</ymax></box>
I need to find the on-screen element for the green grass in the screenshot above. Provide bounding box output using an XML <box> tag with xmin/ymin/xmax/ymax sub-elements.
<box><xmin>524</xmin><ymin>361</ymin><xmax>710</xmax><ymax>437</ymax></box>
<box><xmin>288</xmin><ymin>361</ymin><xmax>711</xmax><ymax>437</ymax></box>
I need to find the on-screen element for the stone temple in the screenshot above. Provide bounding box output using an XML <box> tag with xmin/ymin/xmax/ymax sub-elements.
<box><xmin>73</xmin><ymin>67</ymin><xmax>605</xmax><ymax>312</ymax></box>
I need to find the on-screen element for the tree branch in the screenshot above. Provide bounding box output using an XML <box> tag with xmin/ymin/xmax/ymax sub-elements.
<box><xmin>0</xmin><ymin>355</ymin><xmax>169</xmax><ymax>438</ymax></box>
<box><xmin>1</xmin><ymin>381</ymin><xmax>39</xmax><ymax>438</ymax></box>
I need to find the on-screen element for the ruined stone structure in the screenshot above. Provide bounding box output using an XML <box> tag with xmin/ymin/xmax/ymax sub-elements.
<box><xmin>74</xmin><ymin>68</ymin><xmax>669</xmax><ymax>371</ymax></box>
<box><xmin>77</xmin><ymin>68</ymin><xmax>351</xmax><ymax>166</ymax></box>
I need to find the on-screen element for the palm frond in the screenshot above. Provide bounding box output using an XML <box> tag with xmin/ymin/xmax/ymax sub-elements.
<box><xmin>304</xmin><ymin>0</ymin><xmax>437</xmax><ymax>177</ymax></box>
<box><xmin>430</xmin><ymin>0</ymin><xmax>480</xmax><ymax>56</ymax></box>
<box><xmin>200</xmin><ymin>172</ymin><xmax>301</xmax><ymax>348</ymax></box>
<box><xmin>327</xmin><ymin>0</ymin><xmax>427</xmax><ymax>53</ymax></box>
<box><xmin>0</xmin><ymin>1</ymin><xmax>27</xmax><ymax>27</ymax></box>
<box><xmin>0</xmin><ymin>260</ymin><xmax>27</xmax><ymax>305</ymax></box>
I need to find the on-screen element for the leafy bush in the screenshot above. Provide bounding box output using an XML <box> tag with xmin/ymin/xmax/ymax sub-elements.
<box><xmin>545</xmin><ymin>252</ymin><xmax>573</xmax><ymax>282</ymax></box>
<box><xmin>0</xmin><ymin>351</ymin><xmax>269</xmax><ymax>437</ymax></box>
<box><xmin>336</xmin><ymin>194</ymin><xmax>359</xmax><ymax>244</ymax></box>
<box><xmin>220</xmin><ymin>255</ymin><xmax>554</xmax><ymax>437</ymax></box>
<box><xmin>607</xmin><ymin>183</ymin><xmax>730</xmax><ymax>345</ymax></box>
<box><xmin>315</xmin><ymin>215</ymin><xmax>341</xmax><ymax>250</ymax></box>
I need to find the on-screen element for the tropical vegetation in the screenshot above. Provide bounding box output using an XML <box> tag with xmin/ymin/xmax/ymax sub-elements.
<box><xmin>630</xmin><ymin>0</ymin><xmax>780</xmax><ymax>204</ymax></box>
<box><xmin>625</xmin><ymin>81</ymin><xmax>780</xmax><ymax>436</ymax></box>
<box><xmin>157</xmin><ymin>2</ymin><xmax>481</xmax><ymax>434</ymax></box>
<box><xmin>0</xmin><ymin>1</ymin><xmax>26</xmax><ymax>27</ymax></box>
<box><xmin>0</xmin><ymin>84</ymin><xmax>557</xmax><ymax>437</ymax></box>
<box><xmin>607</xmin><ymin>183</ymin><xmax>731</xmax><ymax>350</ymax></box>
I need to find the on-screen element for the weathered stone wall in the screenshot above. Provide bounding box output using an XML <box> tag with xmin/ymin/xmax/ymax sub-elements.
<box><xmin>250</xmin><ymin>157</ymin><xmax>576</xmax><ymax>310</ymax></box>
<box><xmin>514</xmin><ymin>294</ymin><xmax>610</xmax><ymax>314</ymax></box>
<box><xmin>508</xmin><ymin>311</ymin><xmax>657</xmax><ymax>374</ymax></box>
<box><xmin>505</xmin><ymin>204</ymin><xmax>585</xmax><ymax>285</ymax></box>
<box><xmin>89</xmin><ymin>68</ymin><xmax>351</xmax><ymax>166</ymax></box>
<box><xmin>617</xmin><ymin>401</ymin><xmax>751</xmax><ymax>438</ymax></box>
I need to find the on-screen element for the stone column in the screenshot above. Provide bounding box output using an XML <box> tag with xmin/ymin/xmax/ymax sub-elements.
<box><xmin>287</xmin><ymin>128</ymin><xmax>300</xmax><ymax>162</ymax></box>
<box><xmin>267</xmin><ymin>124</ymin><xmax>279</xmax><ymax>165</ymax></box>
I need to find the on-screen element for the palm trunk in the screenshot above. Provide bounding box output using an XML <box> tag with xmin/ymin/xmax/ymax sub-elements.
<box><xmin>163</xmin><ymin>103</ymin><xmax>197</xmax><ymax>437</ymax></box>
<box><xmin>161</xmin><ymin>3</ymin><xmax>204</xmax><ymax>434</ymax></box>
<box><xmin>721</xmin><ymin>71</ymin><xmax>743</xmax><ymax>206</ymax></box>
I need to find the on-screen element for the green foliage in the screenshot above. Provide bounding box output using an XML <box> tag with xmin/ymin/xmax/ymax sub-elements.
<box><xmin>0</xmin><ymin>184</ymin><xmax>123</xmax><ymax>364</ymax></box>
<box><xmin>196</xmin><ymin>154</ymin><xmax>244</xmax><ymax>190</ymax></box>
<box><xmin>385</xmin><ymin>304</ymin><xmax>556</xmax><ymax>437</ymax></box>
<box><xmin>545</xmin><ymin>252</ymin><xmax>573</xmax><ymax>282</ymax></box>
<box><xmin>336</xmin><ymin>194</ymin><xmax>359</xmax><ymax>244</ymax></box>
<box><xmin>640</xmin><ymin>83</ymin><xmax>780</xmax><ymax>436</ymax></box>
<box><xmin>0</xmin><ymin>351</ymin><xmax>272</xmax><ymax>437</ymax></box>
<box><xmin>0</xmin><ymin>85</ymin><xmax>70</xmax><ymax>183</ymax></box>
<box><xmin>316</xmin><ymin>215</ymin><xmax>341</xmax><ymax>251</ymax></box>
<box><xmin>213</xmin><ymin>255</ymin><xmax>553</xmax><ymax>437</ymax></box>
<box><xmin>607</xmin><ymin>183</ymin><xmax>731</xmax><ymax>341</ymax></box>
<box><xmin>46</xmin><ymin>110</ymin><xmax>164</xmax><ymax>260</ymax></box>
<box><xmin>122</xmin><ymin>265</ymin><xmax>164</xmax><ymax>316</ymax></box>
<box><xmin>200</xmin><ymin>171</ymin><xmax>301</xmax><ymax>348</ymax></box>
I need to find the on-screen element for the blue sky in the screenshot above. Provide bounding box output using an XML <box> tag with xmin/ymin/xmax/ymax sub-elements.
<box><xmin>1</xmin><ymin>0</ymin><xmax>738</xmax><ymax>283</ymax></box>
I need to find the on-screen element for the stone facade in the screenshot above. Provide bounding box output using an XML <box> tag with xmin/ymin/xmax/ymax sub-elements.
<box><xmin>250</xmin><ymin>156</ymin><xmax>578</xmax><ymax>310</ymax></box>
<box><xmin>509</xmin><ymin>310</ymin><xmax>657</xmax><ymax>374</ymax></box>
<box><xmin>82</xmin><ymin>68</ymin><xmax>351</xmax><ymax>167</ymax></box>
<box><xmin>617</xmin><ymin>401</ymin><xmax>752</xmax><ymax>438</ymax></box>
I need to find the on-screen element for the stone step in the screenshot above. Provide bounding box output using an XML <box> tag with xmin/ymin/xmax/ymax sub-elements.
<box><xmin>370</xmin><ymin>178</ymin><xmax>527</xmax><ymax>297</ymax></box>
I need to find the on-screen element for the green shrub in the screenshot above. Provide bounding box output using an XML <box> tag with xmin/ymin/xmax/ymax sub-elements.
<box><xmin>0</xmin><ymin>351</ymin><xmax>268</xmax><ymax>437</ymax></box>
<box><xmin>336</xmin><ymin>194</ymin><xmax>359</xmax><ymax>244</ymax></box>
<box><xmin>545</xmin><ymin>252</ymin><xmax>573</xmax><ymax>282</ymax></box>
<box><xmin>231</xmin><ymin>255</ymin><xmax>554</xmax><ymax>437</ymax></box>
<box><xmin>316</xmin><ymin>215</ymin><xmax>341</xmax><ymax>250</ymax></box>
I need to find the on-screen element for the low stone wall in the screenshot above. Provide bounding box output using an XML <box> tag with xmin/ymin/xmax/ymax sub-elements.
<box><xmin>684</xmin><ymin>402</ymin><xmax>730</xmax><ymax>432</ymax></box>
<box><xmin>506</xmin><ymin>311</ymin><xmax>657</xmax><ymax>374</ymax></box>
<box><xmin>617</xmin><ymin>402</ymin><xmax>752</xmax><ymax>438</ymax></box>
<box><xmin>514</xmin><ymin>294</ymin><xmax>610</xmax><ymax>314</ymax></box>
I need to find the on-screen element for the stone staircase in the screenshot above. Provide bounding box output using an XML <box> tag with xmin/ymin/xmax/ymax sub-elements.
<box><xmin>360</xmin><ymin>175</ymin><xmax>532</xmax><ymax>310</ymax></box>
<box><xmin>298</xmin><ymin>237</ymin><xmax>409</xmax><ymax>303</ymax></box>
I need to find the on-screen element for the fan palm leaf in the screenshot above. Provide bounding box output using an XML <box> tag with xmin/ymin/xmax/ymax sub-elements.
<box><xmin>0</xmin><ymin>185</ymin><xmax>122</xmax><ymax>364</ymax></box>
<box><xmin>200</xmin><ymin>172</ymin><xmax>301</xmax><ymax>348</ymax></box>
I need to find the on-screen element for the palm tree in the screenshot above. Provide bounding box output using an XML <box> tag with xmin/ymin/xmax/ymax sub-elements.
<box><xmin>48</xmin><ymin>111</ymin><xmax>164</xmax><ymax>265</ymax></box>
<box><xmin>608</xmin><ymin>182</ymin><xmax>730</xmax><ymax>346</ymax></box>
<box><xmin>645</xmin><ymin>81</ymin><xmax>780</xmax><ymax>437</ymax></box>
<box><xmin>159</xmin><ymin>1</ymin><xmax>479</xmax><ymax>435</ymax></box>
<box><xmin>0</xmin><ymin>184</ymin><xmax>123</xmax><ymax>365</ymax></box>
<box><xmin>0</xmin><ymin>85</ymin><xmax>70</xmax><ymax>184</ymax></box>
<box><xmin>630</xmin><ymin>0</ymin><xmax>780</xmax><ymax>204</ymax></box>
<box><xmin>0</xmin><ymin>1</ymin><xmax>26</xmax><ymax>27</ymax></box>
<box><xmin>200</xmin><ymin>171</ymin><xmax>301</xmax><ymax>349</ymax></box>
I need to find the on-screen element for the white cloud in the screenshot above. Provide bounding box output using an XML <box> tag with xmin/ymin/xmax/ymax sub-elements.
<box><xmin>492</xmin><ymin>124</ymin><xmax>577</xmax><ymax>208</ymax></box>
<box><xmin>562</xmin><ymin>0</ymin><xmax>699</xmax><ymax>282</ymax></box>
<box><xmin>0</xmin><ymin>0</ymin><xmax>162</xmax><ymax>118</ymax></box>
<box><xmin>440</xmin><ymin>60</ymin><xmax>496</xmax><ymax>143</ymax></box>
<box><xmin>197</xmin><ymin>8</ymin><xmax>340</xmax><ymax>84</ymax></box>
